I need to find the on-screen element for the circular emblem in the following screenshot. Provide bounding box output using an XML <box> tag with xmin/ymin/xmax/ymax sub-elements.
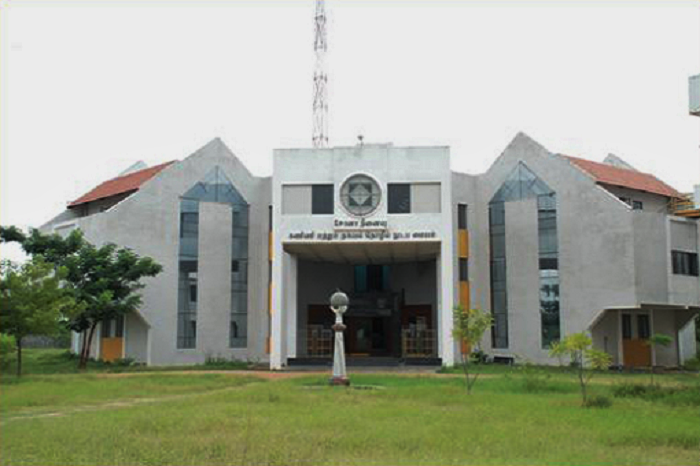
<box><xmin>340</xmin><ymin>174</ymin><xmax>381</xmax><ymax>217</ymax></box>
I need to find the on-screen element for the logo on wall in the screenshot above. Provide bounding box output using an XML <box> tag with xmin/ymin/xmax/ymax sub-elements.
<box><xmin>340</xmin><ymin>174</ymin><xmax>381</xmax><ymax>217</ymax></box>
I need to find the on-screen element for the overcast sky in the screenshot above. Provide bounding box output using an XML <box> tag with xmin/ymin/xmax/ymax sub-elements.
<box><xmin>1</xmin><ymin>0</ymin><xmax>699</xmax><ymax>261</ymax></box>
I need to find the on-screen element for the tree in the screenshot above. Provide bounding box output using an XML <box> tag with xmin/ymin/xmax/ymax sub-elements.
<box><xmin>0</xmin><ymin>226</ymin><xmax>27</xmax><ymax>244</ymax></box>
<box><xmin>452</xmin><ymin>306</ymin><xmax>493</xmax><ymax>394</ymax></box>
<box><xmin>549</xmin><ymin>332</ymin><xmax>612</xmax><ymax>406</ymax></box>
<box><xmin>3</xmin><ymin>227</ymin><xmax>163</xmax><ymax>369</ymax></box>
<box><xmin>0</xmin><ymin>258</ymin><xmax>77</xmax><ymax>376</ymax></box>
<box><xmin>65</xmin><ymin>242</ymin><xmax>162</xmax><ymax>368</ymax></box>
<box><xmin>548</xmin><ymin>340</ymin><xmax>567</xmax><ymax>367</ymax></box>
<box><xmin>646</xmin><ymin>333</ymin><xmax>672</xmax><ymax>386</ymax></box>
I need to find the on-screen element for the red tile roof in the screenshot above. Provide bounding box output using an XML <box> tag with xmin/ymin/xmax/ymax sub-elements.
<box><xmin>564</xmin><ymin>155</ymin><xmax>682</xmax><ymax>198</ymax></box>
<box><xmin>68</xmin><ymin>161</ymin><xmax>176</xmax><ymax>208</ymax></box>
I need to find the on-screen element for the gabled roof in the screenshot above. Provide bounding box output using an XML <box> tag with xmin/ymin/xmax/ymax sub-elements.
<box><xmin>564</xmin><ymin>155</ymin><xmax>682</xmax><ymax>198</ymax></box>
<box><xmin>68</xmin><ymin>161</ymin><xmax>176</xmax><ymax>208</ymax></box>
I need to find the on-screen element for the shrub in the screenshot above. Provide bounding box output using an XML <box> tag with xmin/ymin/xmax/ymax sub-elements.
<box><xmin>517</xmin><ymin>363</ymin><xmax>553</xmax><ymax>393</ymax></box>
<box><xmin>585</xmin><ymin>395</ymin><xmax>612</xmax><ymax>408</ymax></box>
<box><xmin>612</xmin><ymin>383</ymin><xmax>700</xmax><ymax>407</ymax></box>
<box><xmin>612</xmin><ymin>383</ymin><xmax>649</xmax><ymax>398</ymax></box>
<box><xmin>0</xmin><ymin>333</ymin><xmax>17</xmax><ymax>370</ymax></box>
<box><xmin>682</xmin><ymin>355</ymin><xmax>700</xmax><ymax>371</ymax></box>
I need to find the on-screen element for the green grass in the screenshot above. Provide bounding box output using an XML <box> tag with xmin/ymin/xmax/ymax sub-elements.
<box><xmin>3</xmin><ymin>349</ymin><xmax>257</xmax><ymax>377</ymax></box>
<box><xmin>1</xmin><ymin>362</ymin><xmax>699</xmax><ymax>465</ymax></box>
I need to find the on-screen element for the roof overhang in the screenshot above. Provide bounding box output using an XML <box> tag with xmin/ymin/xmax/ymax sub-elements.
<box><xmin>587</xmin><ymin>304</ymin><xmax>700</xmax><ymax>331</ymax></box>
<box><xmin>283</xmin><ymin>241</ymin><xmax>440</xmax><ymax>264</ymax></box>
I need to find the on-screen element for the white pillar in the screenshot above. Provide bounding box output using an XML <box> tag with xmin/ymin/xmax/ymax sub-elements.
<box><xmin>438</xmin><ymin>246</ymin><xmax>455</xmax><ymax>366</ymax></box>
<box><xmin>285</xmin><ymin>253</ymin><xmax>298</xmax><ymax>358</ymax></box>
<box><xmin>270</xmin><ymin>247</ymin><xmax>285</xmax><ymax>369</ymax></box>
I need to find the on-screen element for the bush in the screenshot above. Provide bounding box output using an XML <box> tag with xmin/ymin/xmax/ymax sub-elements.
<box><xmin>518</xmin><ymin>364</ymin><xmax>553</xmax><ymax>393</ymax></box>
<box><xmin>612</xmin><ymin>383</ymin><xmax>700</xmax><ymax>407</ymax></box>
<box><xmin>0</xmin><ymin>333</ymin><xmax>17</xmax><ymax>370</ymax></box>
<box><xmin>585</xmin><ymin>395</ymin><xmax>612</xmax><ymax>408</ymax></box>
<box><xmin>469</xmin><ymin>350</ymin><xmax>489</xmax><ymax>365</ymax></box>
<box><xmin>612</xmin><ymin>383</ymin><xmax>649</xmax><ymax>398</ymax></box>
<box><xmin>682</xmin><ymin>355</ymin><xmax>700</xmax><ymax>371</ymax></box>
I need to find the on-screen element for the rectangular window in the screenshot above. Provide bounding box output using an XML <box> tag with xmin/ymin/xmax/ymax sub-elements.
<box><xmin>632</xmin><ymin>200</ymin><xmax>643</xmax><ymax>210</ymax></box>
<box><xmin>459</xmin><ymin>258</ymin><xmax>469</xmax><ymax>282</ymax></box>
<box><xmin>458</xmin><ymin>204</ymin><xmax>468</xmax><ymax>229</ymax></box>
<box><xmin>102</xmin><ymin>319</ymin><xmax>112</xmax><ymax>338</ymax></box>
<box><xmin>388</xmin><ymin>184</ymin><xmax>411</xmax><ymax>214</ymax></box>
<box><xmin>672</xmin><ymin>250</ymin><xmax>699</xmax><ymax>276</ymax></box>
<box><xmin>115</xmin><ymin>315</ymin><xmax>124</xmax><ymax>338</ymax></box>
<box><xmin>312</xmin><ymin>184</ymin><xmax>334</xmax><ymax>214</ymax></box>
<box><xmin>622</xmin><ymin>314</ymin><xmax>632</xmax><ymax>340</ymax></box>
<box><xmin>354</xmin><ymin>265</ymin><xmax>389</xmax><ymax>292</ymax></box>
<box><xmin>637</xmin><ymin>314</ymin><xmax>651</xmax><ymax>339</ymax></box>
<box><xmin>189</xmin><ymin>283</ymin><xmax>197</xmax><ymax>303</ymax></box>
<box><xmin>354</xmin><ymin>266</ymin><xmax>368</xmax><ymax>293</ymax></box>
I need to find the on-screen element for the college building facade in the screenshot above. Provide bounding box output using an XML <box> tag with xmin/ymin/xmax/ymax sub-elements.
<box><xmin>41</xmin><ymin>132</ymin><xmax>699</xmax><ymax>368</ymax></box>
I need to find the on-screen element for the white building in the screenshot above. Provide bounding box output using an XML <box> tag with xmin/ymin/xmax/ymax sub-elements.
<box><xmin>42</xmin><ymin>133</ymin><xmax>699</xmax><ymax>368</ymax></box>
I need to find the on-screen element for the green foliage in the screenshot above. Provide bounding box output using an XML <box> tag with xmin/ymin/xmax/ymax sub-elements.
<box><xmin>549</xmin><ymin>332</ymin><xmax>612</xmax><ymax>406</ymax></box>
<box><xmin>548</xmin><ymin>340</ymin><xmax>567</xmax><ymax>366</ymax></box>
<box><xmin>584</xmin><ymin>395</ymin><xmax>612</xmax><ymax>408</ymax></box>
<box><xmin>681</xmin><ymin>355</ymin><xmax>700</xmax><ymax>371</ymax></box>
<box><xmin>646</xmin><ymin>333</ymin><xmax>673</xmax><ymax>386</ymax></box>
<box><xmin>1</xmin><ymin>372</ymin><xmax>699</xmax><ymax>465</ymax></box>
<box><xmin>452</xmin><ymin>306</ymin><xmax>493</xmax><ymax>348</ymax></box>
<box><xmin>516</xmin><ymin>363</ymin><xmax>554</xmax><ymax>393</ymax></box>
<box><xmin>0</xmin><ymin>334</ymin><xmax>17</xmax><ymax>370</ymax></box>
<box><xmin>612</xmin><ymin>383</ymin><xmax>700</xmax><ymax>407</ymax></box>
<box><xmin>0</xmin><ymin>226</ymin><xmax>26</xmax><ymax>244</ymax></box>
<box><xmin>0</xmin><ymin>258</ymin><xmax>79</xmax><ymax>376</ymax></box>
<box><xmin>647</xmin><ymin>333</ymin><xmax>672</xmax><ymax>348</ymax></box>
<box><xmin>452</xmin><ymin>306</ymin><xmax>493</xmax><ymax>394</ymax></box>
<box><xmin>9</xmin><ymin>227</ymin><xmax>163</xmax><ymax>369</ymax></box>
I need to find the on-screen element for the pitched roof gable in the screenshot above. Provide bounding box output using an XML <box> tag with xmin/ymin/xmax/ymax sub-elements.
<box><xmin>68</xmin><ymin>161</ymin><xmax>176</xmax><ymax>208</ymax></box>
<box><xmin>564</xmin><ymin>155</ymin><xmax>682</xmax><ymax>198</ymax></box>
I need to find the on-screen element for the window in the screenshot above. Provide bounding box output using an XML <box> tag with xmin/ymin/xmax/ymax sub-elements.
<box><xmin>637</xmin><ymin>314</ymin><xmax>651</xmax><ymax>339</ymax></box>
<box><xmin>489</xmin><ymin>201</ymin><xmax>508</xmax><ymax>349</ymax></box>
<box><xmin>672</xmin><ymin>250</ymin><xmax>699</xmax><ymax>276</ymax></box>
<box><xmin>354</xmin><ymin>265</ymin><xmax>389</xmax><ymax>292</ymax></box>
<box><xmin>459</xmin><ymin>258</ymin><xmax>469</xmax><ymax>282</ymax></box>
<box><xmin>312</xmin><ymin>184</ymin><xmax>334</xmax><ymax>214</ymax></box>
<box><xmin>622</xmin><ymin>314</ymin><xmax>632</xmax><ymax>340</ymax></box>
<box><xmin>177</xmin><ymin>166</ymin><xmax>249</xmax><ymax>350</ymax></box>
<box><xmin>458</xmin><ymin>204</ymin><xmax>468</xmax><ymax>229</ymax></box>
<box><xmin>388</xmin><ymin>184</ymin><xmax>411</xmax><ymax>214</ymax></box>
<box><xmin>230</xmin><ymin>204</ymin><xmax>249</xmax><ymax>348</ymax></box>
<box><xmin>489</xmin><ymin>163</ymin><xmax>561</xmax><ymax>349</ymax></box>
<box><xmin>632</xmin><ymin>200</ymin><xmax>643</xmax><ymax>210</ymax></box>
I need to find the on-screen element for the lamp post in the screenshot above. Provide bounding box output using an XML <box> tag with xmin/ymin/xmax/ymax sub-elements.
<box><xmin>329</xmin><ymin>290</ymin><xmax>350</xmax><ymax>386</ymax></box>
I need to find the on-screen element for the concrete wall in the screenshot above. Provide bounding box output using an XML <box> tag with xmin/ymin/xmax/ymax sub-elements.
<box><xmin>653</xmin><ymin>310</ymin><xmax>678</xmax><ymax>367</ymax></box>
<box><xmin>503</xmin><ymin>197</ymin><xmax>544</xmax><ymax>361</ymax></box>
<box><xmin>46</xmin><ymin>133</ymin><xmax>698</xmax><ymax>368</ymax></box>
<box><xmin>633</xmin><ymin>213</ymin><xmax>669</xmax><ymax>303</ymax></box>
<box><xmin>44</xmin><ymin>138</ymin><xmax>272</xmax><ymax>366</ymax></box>
<box><xmin>125</xmin><ymin>313</ymin><xmax>149</xmax><ymax>363</ymax></box>
<box><xmin>272</xmin><ymin>144</ymin><xmax>454</xmax><ymax>368</ymax></box>
<box><xmin>591</xmin><ymin>310</ymin><xmax>621</xmax><ymax>366</ymax></box>
<box><xmin>464</xmin><ymin>133</ymin><xmax>638</xmax><ymax>364</ymax></box>
<box><xmin>668</xmin><ymin>217</ymin><xmax>700</xmax><ymax>306</ymax></box>
<box><xmin>600</xmin><ymin>184</ymin><xmax>670</xmax><ymax>214</ymax></box>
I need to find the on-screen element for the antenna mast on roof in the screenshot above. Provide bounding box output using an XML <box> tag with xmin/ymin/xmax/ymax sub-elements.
<box><xmin>312</xmin><ymin>0</ymin><xmax>328</xmax><ymax>148</ymax></box>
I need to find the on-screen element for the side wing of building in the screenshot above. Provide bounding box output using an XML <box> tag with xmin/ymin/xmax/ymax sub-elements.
<box><xmin>41</xmin><ymin>138</ymin><xmax>272</xmax><ymax>365</ymax></box>
<box><xmin>452</xmin><ymin>132</ymin><xmax>699</xmax><ymax>366</ymax></box>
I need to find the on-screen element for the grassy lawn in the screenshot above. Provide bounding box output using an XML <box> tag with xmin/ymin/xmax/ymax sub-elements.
<box><xmin>0</xmin><ymin>352</ymin><xmax>699</xmax><ymax>465</ymax></box>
